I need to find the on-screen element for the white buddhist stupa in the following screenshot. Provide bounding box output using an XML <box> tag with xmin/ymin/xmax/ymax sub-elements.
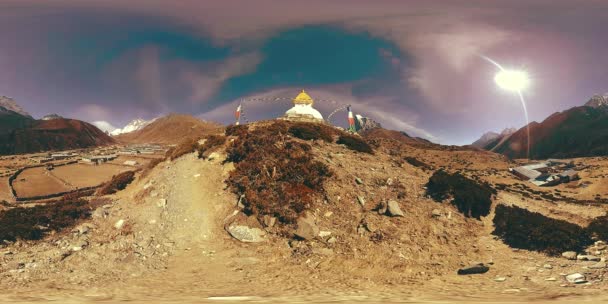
<box><xmin>283</xmin><ymin>90</ymin><xmax>324</xmax><ymax>123</ymax></box>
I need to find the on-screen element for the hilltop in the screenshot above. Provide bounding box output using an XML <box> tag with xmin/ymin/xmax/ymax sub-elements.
<box><xmin>115</xmin><ymin>114</ymin><xmax>221</xmax><ymax>144</ymax></box>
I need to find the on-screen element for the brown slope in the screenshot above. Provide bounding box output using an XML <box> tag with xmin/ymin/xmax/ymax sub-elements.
<box><xmin>115</xmin><ymin>114</ymin><xmax>222</xmax><ymax>144</ymax></box>
<box><xmin>492</xmin><ymin>106</ymin><xmax>608</xmax><ymax>159</ymax></box>
<box><xmin>1</xmin><ymin>118</ymin><xmax>115</xmax><ymax>155</ymax></box>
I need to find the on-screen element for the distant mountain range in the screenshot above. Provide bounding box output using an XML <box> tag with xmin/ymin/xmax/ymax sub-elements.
<box><xmin>473</xmin><ymin>95</ymin><xmax>608</xmax><ymax>159</ymax></box>
<box><xmin>0</xmin><ymin>98</ymin><xmax>114</xmax><ymax>155</ymax></box>
<box><xmin>0</xmin><ymin>96</ymin><xmax>31</xmax><ymax>118</ymax></box>
<box><xmin>115</xmin><ymin>114</ymin><xmax>221</xmax><ymax>144</ymax></box>
<box><xmin>110</xmin><ymin>118</ymin><xmax>156</xmax><ymax>136</ymax></box>
<box><xmin>471</xmin><ymin>128</ymin><xmax>517</xmax><ymax>150</ymax></box>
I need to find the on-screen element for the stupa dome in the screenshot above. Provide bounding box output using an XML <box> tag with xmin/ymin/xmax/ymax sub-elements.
<box><xmin>283</xmin><ymin>90</ymin><xmax>324</xmax><ymax>122</ymax></box>
<box><xmin>293</xmin><ymin>90</ymin><xmax>314</xmax><ymax>106</ymax></box>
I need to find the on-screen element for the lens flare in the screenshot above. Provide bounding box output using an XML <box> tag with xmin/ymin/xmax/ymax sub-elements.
<box><xmin>494</xmin><ymin>70</ymin><xmax>530</xmax><ymax>92</ymax></box>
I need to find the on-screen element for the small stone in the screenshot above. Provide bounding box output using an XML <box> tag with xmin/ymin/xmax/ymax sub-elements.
<box><xmin>431</xmin><ymin>209</ymin><xmax>441</xmax><ymax>217</ymax></box>
<box><xmin>387</xmin><ymin>200</ymin><xmax>405</xmax><ymax>217</ymax></box>
<box><xmin>318</xmin><ymin>231</ymin><xmax>332</xmax><ymax>238</ymax></box>
<box><xmin>545</xmin><ymin>277</ymin><xmax>557</xmax><ymax>281</ymax></box>
<box><xmin>157</xmin><ymin>199</ymin><xmax>167</xmax><ymax>208</ymax></box>
<box><xmin>356</xmin><ymin>196</ymin><xmax>366</xmax><ymax>207</ymax></box>
<box><xmin>494</xmin><ymin>277</ymin><xmax>506</xmax><ymax>282</ymax></box>
<box><xmin>327</xmin><ymin>237</ymin><xmax>337</xmax><ymax>244</ymax></box>
<box><xmin>143</xmin><ymin>182</ymin><xmax>153</xmax><ymax>190</ymax></box>
<box><xmin>386</xmin><ymin>178</ymin><xmax>393</xmax><ymax>186</ymax></box>
<box><xmin>114</xmin><ymin>219</ymin><xmax>125</xmax><ymax>230</ymax></box>
<box><xmin>562</xmin><ymin>251</ymin><xmax>577</xmax><ymax>260</ymax></box>
<box><xmin>355</xmin><ymin>177</ymin><xmax>363</xmax><ymax>185</ymax></box>
<box><xmin>262</xmin><ymin>215</ymin><xmax>277</xmax><ymax>228</ymax></box>
<box><xmin>458</xmin><ymin>263</ymin><xmax>490</xmax><ymax>275</ymax></box>
<box><xmin>565</xmin><ymin>273</ymin><xmax>586</xmax><ymax>284</ymax></box>
<box><xmin>92</xmin><ymin>207</ymin><xmax>109</xmax><ymax>219</ymax></box>
<box><xmin>543</xmin><ymin>264</ymin><xmax>553</xmax><ymax>269</ymax></box>
<box><xmin>193</xmin><ymin>174</ymin><xmax>201</xmax><ymax>178</ymax></box>
<box><xmin>324</xmin><ymin>211</ymin><xmax>333</xmax><ymax>218</ymax></box>
<box><xmin>71</xmin><ymin>240</ymin><xmax>89</xmax><ymax>252</ymax></box>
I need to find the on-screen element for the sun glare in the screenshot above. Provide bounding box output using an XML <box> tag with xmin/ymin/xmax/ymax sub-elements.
<box><xmin>494</xmin><ymin>69</ymin><xmax>530</xmax><ymax>92</ymax></box>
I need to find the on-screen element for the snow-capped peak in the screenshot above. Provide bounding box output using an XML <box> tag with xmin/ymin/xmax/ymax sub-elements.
<box><xmin>110</xmin><ymin>118</ymin><xmax>155</xmax><ymax>136</ymax></box>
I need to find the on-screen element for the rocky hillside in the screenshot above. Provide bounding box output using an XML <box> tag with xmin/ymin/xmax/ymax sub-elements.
<box><xmin>115</xmin><ymin>114</ymin><xmax>221</xmax><ymax>144</ymax></box>
<box><xmin>0</xmin><ymin>118</ymin><xmax>115</xmax><ymax>155</ymax></box>
<box><xmin>490</xmin><ymin>106</ymin><xmax>608</xmax><ymax>159</ymax></box>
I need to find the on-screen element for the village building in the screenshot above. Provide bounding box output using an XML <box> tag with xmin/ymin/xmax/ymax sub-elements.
<box><xmin>282</xmin><ymin>90</ymin><xmax>324</xmax><ymax>123</ymax></box>
<box><xmin>510</xmin><ymin>161</ymin><xmax>580</xmax><ymax>187</ymax></box>
<box><xmin>81</xmin><ymin>154</ymin><xmax>117</xmax><ymax>165</ymax></box>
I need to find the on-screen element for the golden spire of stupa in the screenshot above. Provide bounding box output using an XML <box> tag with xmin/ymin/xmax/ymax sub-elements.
<box><xmin>293</xmin><ymin>90</ymin><xmax>314</xmax><ymax>106</ymax></box>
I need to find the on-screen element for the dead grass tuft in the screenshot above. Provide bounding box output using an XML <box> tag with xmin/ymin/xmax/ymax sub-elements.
<box><xmin>97</xmin><ymin>171</ymin><xmax>135</xmax><ymax>196</ymax></box>
<box><xmin>337</xmin><ymin>134</ymin><xmax>374</xmax><ymax>154</ymax></box>
<box><xmin>226</xmin><ymin>121</ymin><xmax>332</xmax><ymax>224</ymax></box>
<box><xmin>0</xmin><ymin>199</ymin><xmax>90</xmax><ymax>242</ymax></box>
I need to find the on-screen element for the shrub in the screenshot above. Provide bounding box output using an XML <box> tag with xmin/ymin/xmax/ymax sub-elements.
<box><xmin>225</xmin><ymin>124</ymin><xmax>249</xmax><ymax>138</ymax></box>
<box><xmin>587</xmin><ymin>215</ymin><xmax>608</xmax><ymax>242</ymax></box>
<box><xmin>493</xmin><ymin>204</ymin><xmax>593</xmax><ymax>255</ymax></box>
<box><xmin>97</xmin><ymin>171</ymin><xmax>135</xmax><ymax>196</ymax></box>
<box><xmin>288</xmin><ymin>122</ymin><xmax>334</xmax><ymax>142</ymax></box>
<box><xmin>0</xmin><ymin>199</ymin><xmax>90</xmax><ymax>242</ymax></box>
<box><xmin>226</xmin><ymin>121</ymin><xmax>332</xmax><ymax>224</ymax></box>
<box><xmin>337</xmin><ymin>135</ymin><xmax>374</xmax><ymax>154</ymax></box>
<box><xmin>426</xmin><ymin>170</ymin><xmax>494</xmax><ymax>219</ymax></box>
<box><xmin>404</xmin><ymin>157</ymin><xmax>430</xmax><ymax>169</ymax></box>
<box><xmin>197</xmin><ymin>135</ymin><xmax>227</xmax><ymax>159</ymax></box>
<box><xmin>168</xmin><ymin>137</ymin><xmax>200</xmax><ymax>160</ymax></box>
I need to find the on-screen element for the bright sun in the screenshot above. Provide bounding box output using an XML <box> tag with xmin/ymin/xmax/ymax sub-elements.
<box><xmin>494</xmin><ymin>69</ymin><xmax>530</xmax><ymax>92</ymax></box>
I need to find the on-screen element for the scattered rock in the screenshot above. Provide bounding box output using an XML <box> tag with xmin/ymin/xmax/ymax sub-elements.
<box><xmin>114</xmin><ymin>219</ymin><xmax>125</xmax><ymax>230</ymax></box>
<box><xmin>588</xmin><ymin>261</ymin><xmax>606</xmax><ymax>269</ymax></box>
<box><xmin>157</xmin><ymin>198</ymin><xmax>167</xmax><ymax>208</ymax></box>
<box><xmin>494</xmin><ymin>277</ymin><xmax>506</xmax><ymax>282</ymax></box>
<box><xmin>386</xmin><ymin>178</ymin><xmax>393</xmax><ymax>186</ymax></box>
<box><xmin>355</xmin><ymin>177</ymin><xmax>363</xmax><ymax>185</ymax></box>
<box><xmin>545</xmin><ymin>277</ymin><xmax>557</xmax><ymax>281</ymax></box>
<box><xmin>71</xmin><ymin>239</ymin><xmax>89</xmax><ymax>252</ymax></box>
<box><xmin>294</xmin><ymin>215</ymin><xmax>319</xmax><ymax>240</ymax></box>
<box><xmin>377</xmin><ymin>201</ymin><xmax>388</xmax><ymax>215</ymax></box>
<box><xmin>327</xmin><ymin>237</ymin><xmax>337</xmax><ymax>244</ymax></box>
<box><xmin>387</xmin><ymin>200</ymin><xmax>404</xmax><ymax>217</ymax></box>
<box><xmin>323</xmin><ymin>211</ymin><xmax>333</xmax><ymax>218</ymax></box>
<box><xmin>143</xmin><ymin>182</ymin><xmax>153</xmax><ymax>190</ymax></box>
<box><xmin>431</xmin><ymin>209</ymin><xmax>441</xmax><ymax>217</ymax></box>
<box><xmin>458</xmin><ymin>263</ymin><xmax>490</xmax><ymax>275</ymax></box>
<box><xmin>262</xmin><ymin>215</ymin><xmax>276</xmax><ymax>228</ymax></box>
<box><xmin>562</xmin><ymin>251</ymin><xmax>577</xmax><ymax>260</ymax></box>
<box><xmin>226</xmin><ymin>225</ymin><xmax>266</xmax><ymax>243</ymax></box>
<box><xmin>577</xmin><ymin>254</ymin><xmax>600</xmax><ymax>261</ymax></box>
<box><xmin>318</xmin><ymin>231</ymin><xmax>332</xmax><ymax>238</ymax></box>
<box><xmin>356</xmin><ymin>196</ymin><xmax>366</xmax><ymax>207</ymax></box>
<box><xmin>565</xmin><ymin>273</ymin><xmax>586</xmax><ymax>284</ymax></box>
<box><xmin>92</xmin><ymin>207</ymin><xmax>109</xmax><ymax>219</ymax></box>
<box><xmin>543</xmin><ymin>264</ymin><xmax>553</xmax><ymax>269</ymax></box>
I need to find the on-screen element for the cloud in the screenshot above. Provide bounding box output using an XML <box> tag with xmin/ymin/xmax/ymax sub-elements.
<box><xmin>91</xmin><ymin>120</ymin><xmax>117</xmax><ymax>133</ymax></box>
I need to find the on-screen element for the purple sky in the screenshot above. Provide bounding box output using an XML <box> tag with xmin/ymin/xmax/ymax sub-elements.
<box><xmin>1</xmin><ymin>0</ymin><xmax>607</xmax><ymax>144</ymax></box>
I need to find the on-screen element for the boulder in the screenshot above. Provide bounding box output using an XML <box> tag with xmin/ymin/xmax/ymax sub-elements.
<box><xmin>457</xmin><ymin>263</ymin><xmax>490</xmax><ymax>275</ymax></box>
<box><xmin>387</xmin><ymin>200</ymin><xmax>405</xmax><ymax>217</ymax></box>
<box><xmin>295</xmin><ymin>216</ymin><xmax>319</xmax><ymax>240</ymax></box>
<box><xmin>226</xmin><ymin>225</ymin><xmax>266</xmax><ymax>243</ymax></box>
<box><xmin>562</xmin><ymin>251</ymin><xmax>577</xmax><ymax>260</ymax></box>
